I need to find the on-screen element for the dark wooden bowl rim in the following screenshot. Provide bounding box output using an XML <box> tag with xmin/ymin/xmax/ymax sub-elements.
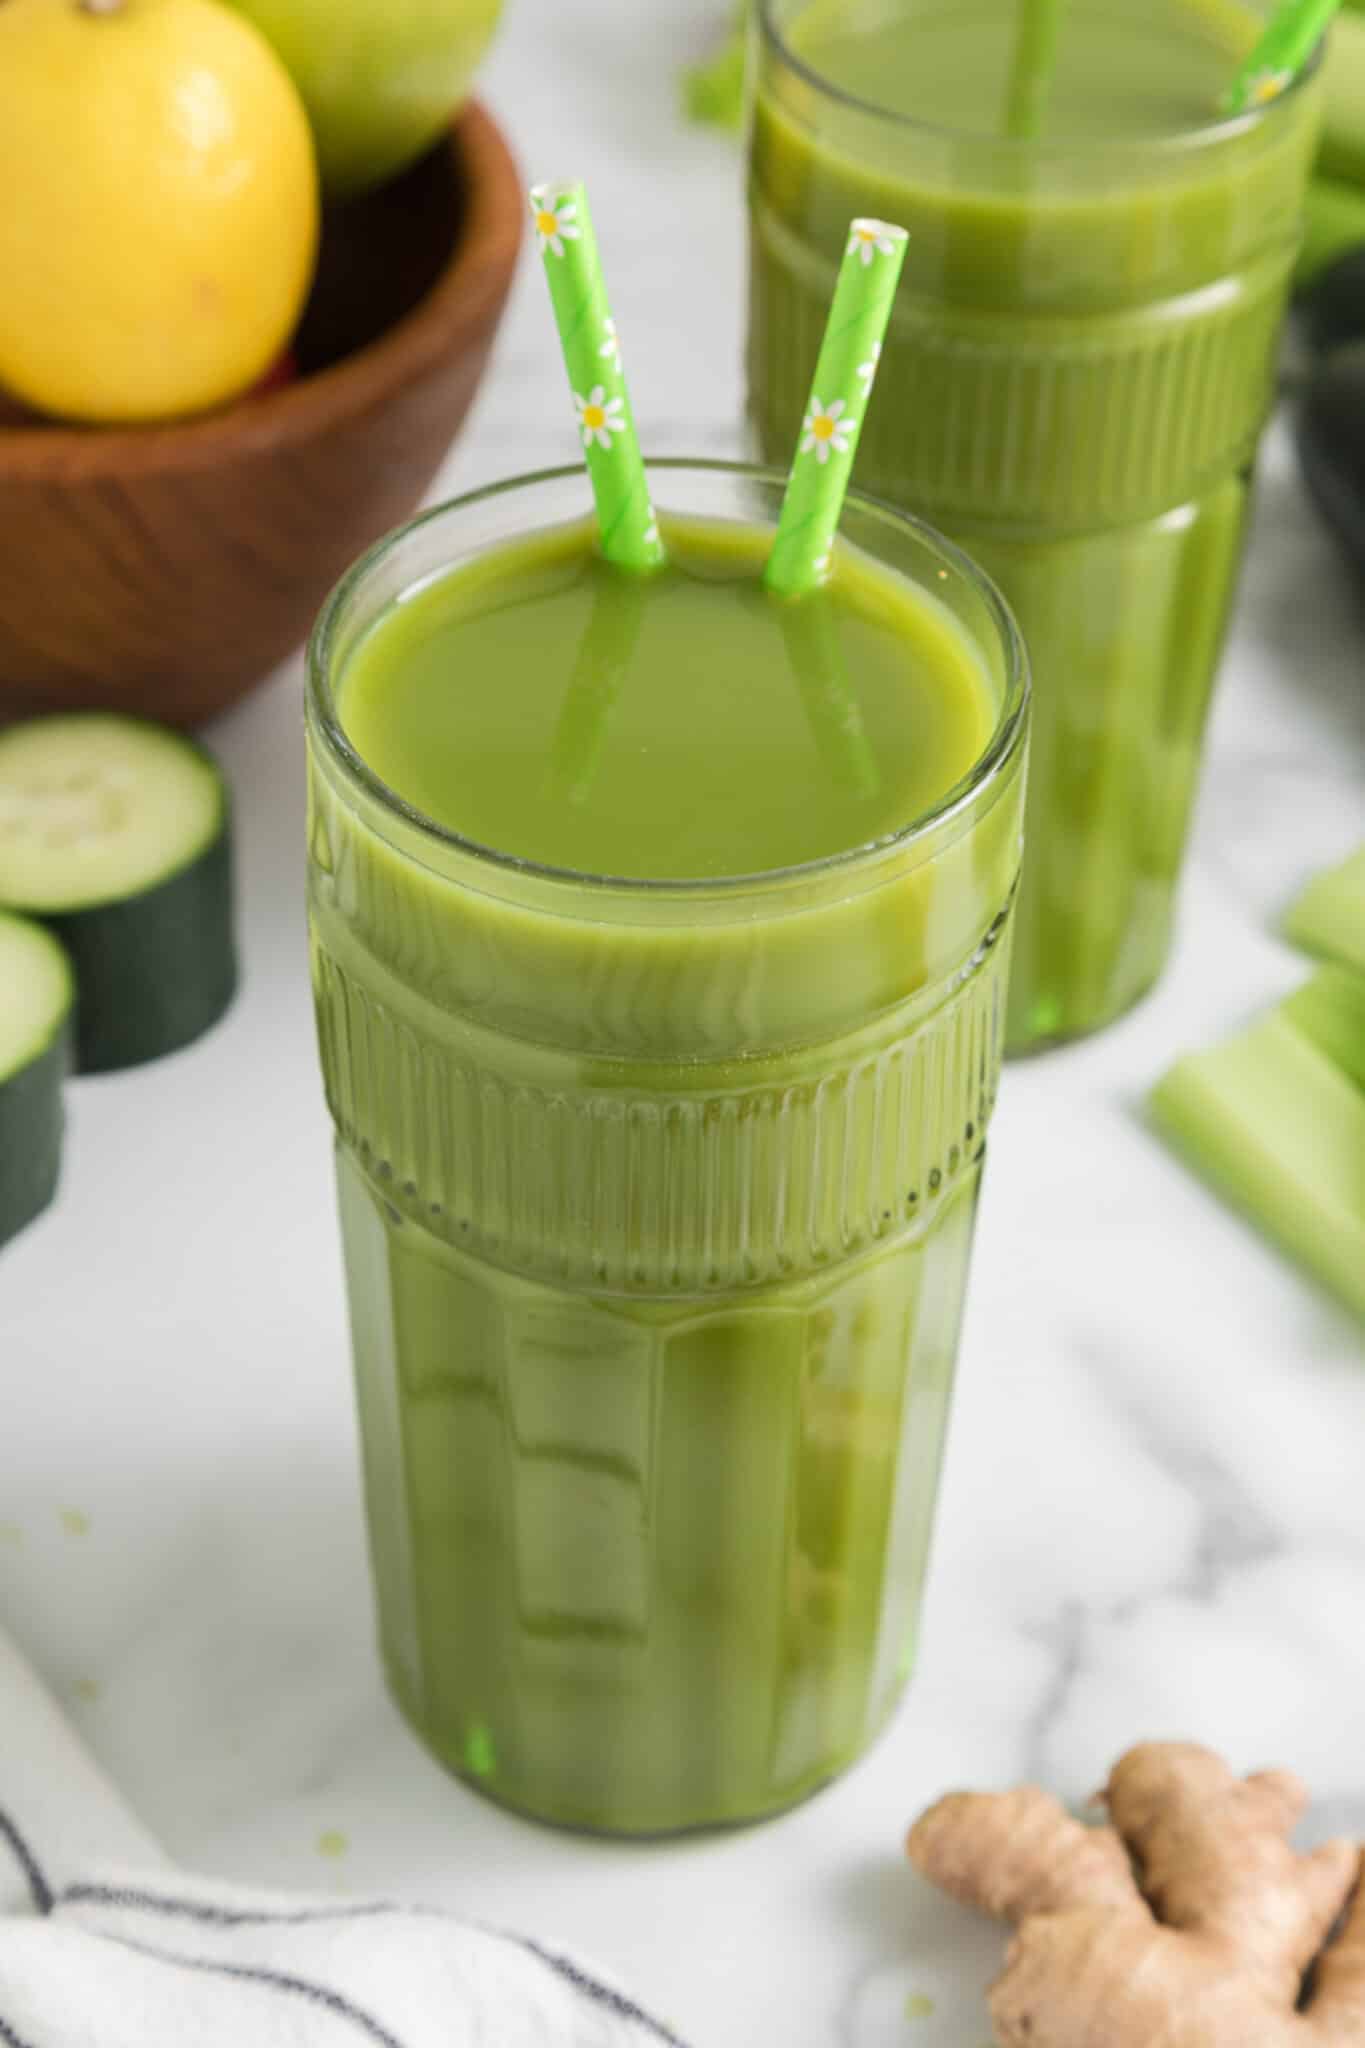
<box><xmin>0</xmin><ymin>102</ymin><xmax>521</xmax><ymax>483</ymax></box>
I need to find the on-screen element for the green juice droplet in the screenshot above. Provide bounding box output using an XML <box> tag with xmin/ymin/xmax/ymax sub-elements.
<box><xmin>463</xmin><ymin>1723</ymin><xmax>497</xmax><ymax>1780</ymax></box>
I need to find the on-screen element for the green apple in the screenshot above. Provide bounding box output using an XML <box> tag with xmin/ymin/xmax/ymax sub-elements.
<box><xmin>224</xmin><ymin>0</ymin><xmax>504</xmax><ymax>197</ymax></box>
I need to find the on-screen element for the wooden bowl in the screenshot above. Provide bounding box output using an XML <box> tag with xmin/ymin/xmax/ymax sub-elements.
<box><xmin>0</xmin><ymin>102</ymin><xmax>522</xmax><ymax>728</ymax></box>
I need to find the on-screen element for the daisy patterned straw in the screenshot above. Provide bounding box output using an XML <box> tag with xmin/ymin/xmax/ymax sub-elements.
<box><xmin>1221</xmin><ymin>0</ymin><xmax>1339</xmax><ymax>113</ymax></box>
<box><xmin>530</xmin><ymin>180</ymin><xmax>665</xmax><ymax>573</ymax></box>
<box><xmin>763</xmin><ymin>219</ymin><xmax>909</xmax><ymax>599</ymax></box>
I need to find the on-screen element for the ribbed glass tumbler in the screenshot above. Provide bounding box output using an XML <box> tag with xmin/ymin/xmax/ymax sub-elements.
<box><xmin>748</xmin><ymin>0</ymin><xmax>1322</xmax><ymax>1048</ymax></box>
<box><xmin>307</xmin><ymin>462</ymin><xmax>1029</xmax><ymax>1833</ymax></box>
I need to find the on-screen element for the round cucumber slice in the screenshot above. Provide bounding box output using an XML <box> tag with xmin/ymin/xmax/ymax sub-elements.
<box><xmin>0</xmin><ymin>909</ymin><xmax>71</xmax><ymax>1081</ymax></box>
<box><xmin>0</xmin><ymin>715</ymin><xmax>238</xmax><ymax>1073</ymax></box>
<box><xmin>0</xmin><ymin>715</ymin><xmax>224</xmax><ymax>909</ymax></box>
<box><xmin>0</xmin><ymin>910</ymin><xmax>71</xmax><ymax>1250</ymax></box>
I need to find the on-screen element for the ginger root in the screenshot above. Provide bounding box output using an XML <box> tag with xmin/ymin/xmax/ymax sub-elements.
<box><xmin>907</xmin><ymin>1742</ymin><xmax>1365</xmax><ymax>2046</ymax></box>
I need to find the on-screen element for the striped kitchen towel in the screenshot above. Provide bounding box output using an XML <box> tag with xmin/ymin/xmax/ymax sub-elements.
<box><xmin>0</xmin><ymin>1626</ymin><xmax>689</xmax><ymax>2047</ymax></box>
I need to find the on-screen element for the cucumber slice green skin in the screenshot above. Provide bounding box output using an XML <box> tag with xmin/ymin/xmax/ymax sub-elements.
<box><xmin>0</xmin><ymin>913</ymin><xmax>72</xmax><ymax>1252</ymax></box>
<box><xmin>0</xmin><ymin>1030</ymin><xmax>67</xmax><ymax>1251</ymax></box>
<box><xmin>0</xmin><ymin>716</ymin><xmax>238</xmax><ymax>1074</ymax></box>
<box><xmin>1151</xmin><ymin>1013</ymin><xmax>1365</xmax><ymax>1322</ymax></box>
<box><xmin>50</xmin><ymin>825</ymin><xmax>238</xmax><ymax>1075</ymax></box>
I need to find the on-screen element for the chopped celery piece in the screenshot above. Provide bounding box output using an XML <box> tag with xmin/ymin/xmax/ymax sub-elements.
<box><xmin>1151</xmin><ymin>1013</ymin><xmax>1365</xmax><ymax>1320</ymax></box>
<box><xmin>1283</xmin><ymin>967</ymin><xmax>1365</xmax><ymax>1091</ymax></box>
<box><xmin>1299</xmin><ymin>174</ymin><xmax>1365</xmax><ymax>286</ymax></box>
<box><xmin>1285</xmin><ymin>843</ymin><xmax>1365</xmax><ymax>972</ymax></box>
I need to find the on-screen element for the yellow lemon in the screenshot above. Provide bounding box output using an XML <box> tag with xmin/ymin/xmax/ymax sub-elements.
<box><xmin>0</xmin><ymin>0</ymin><xmax>319</xmax><ymax>423</ymax></box>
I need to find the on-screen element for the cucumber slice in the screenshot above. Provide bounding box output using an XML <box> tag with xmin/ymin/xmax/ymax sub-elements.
<box><xmin>1283</xmin><ymin>966</ymin><xmax>1365</xmax><ymax>1091</ymax></box>
<box><xmin>1151</xmin><ymin>1013</ymin><xmax>1365</xmax><ymax>1321</ymax></box>
<box><xmin>0</xmin><ymin>715</ymin><xmax>237</xmax><ymax>1074</ymax></box>
<box><xmin>0</xmin><ymin>911</ymin><xmax>72</xmax><ymax>1251</ymax></box>
<box><xmin>1285</xmin><ymin>842</ymin><xmax>1365</xmax><ymax>973</ymax></box>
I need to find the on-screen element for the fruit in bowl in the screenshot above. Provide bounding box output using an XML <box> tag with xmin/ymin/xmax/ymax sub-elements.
<box><xmin>0</xmin><ymin>0</ymin><xmax>519</xmax><ymax>725</ymax></box>
<box><xmin>0</xmin><ymin>0</ymin><xmax>319</xmax><ymax>424</ymax></box>
<box><xmin>225</xmin><ymin>0</ymin><xmax>504</xmax><ymax>196</ymax></box>
<box><xmin>0</xmin><ymin>107</ymin><xmax>522</xmax><ymax>726</ymax></box>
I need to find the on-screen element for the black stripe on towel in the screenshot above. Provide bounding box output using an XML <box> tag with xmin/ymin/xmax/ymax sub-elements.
<box><xmin>0</xmin><ymin>1809</ymin><xmax>53</xmax><ymax>1915</ymax></box>
<box><xmin>510</xmin><ymin>1934</ymin><xmax>691</xmax><ymax>2048</ymax></box>
<box><xmin>85</xmin><ymin>1930</ymin><xmax>407</xmax><ymax>2048</ymax></box>
<box><xmin>61</xmin><ymin>1884</ymin><xmax>691</xmax><ymax>2044</ymax></box>
<box><xmin>0</xmin><ymin>2014</ymin><xmax>39</xmax><ymax>2048</ymax></box>
<box><xmin>61</xmin><ymin>1885</ymin><xmax>395</xmax><ymax>1931</ymax></box>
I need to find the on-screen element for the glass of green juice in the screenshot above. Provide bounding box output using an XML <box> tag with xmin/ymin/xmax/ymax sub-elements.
<box><xmin>748</xmin><ymin>0</ymin><xmax>1324</xmax><ymax>1051</ymax></box>
<box><xmin>306</xmin><ymin>460</ymin><xmax>1028</xmax><ymax>1834</ymax></box>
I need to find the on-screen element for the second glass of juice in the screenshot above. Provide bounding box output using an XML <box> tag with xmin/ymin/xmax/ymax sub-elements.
<box><xmin>307</xmin><ymin>461</ymin><xmax>1028</xmax><ymax>1833</ymax></box>
<box><xmin>749</xmin><ymin>0</ymin><xmax>1323</xmax><ymax>1050</ymax></box>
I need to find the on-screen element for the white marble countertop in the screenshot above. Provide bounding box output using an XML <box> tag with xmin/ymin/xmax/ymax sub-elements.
<box><xmin>4</xmin><ymin>4</ymin><xmax>1364</xmax><ymax>2042</ymax></box>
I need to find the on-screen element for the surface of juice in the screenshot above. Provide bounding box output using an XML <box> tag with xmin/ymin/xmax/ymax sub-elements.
<box><xmin>339</xmin><ymin>515</ymin><xmax>996</xmax><ymax>878</ymax></box>
<box><xmin>788</xmin><ymin>0</ymin><xmax>1247</xmax><ymax>144</ymax></box>
<box><xmin>309</xmin><ymin>503</ymin><xmax>1026</xmax><ymax>1831</ymax></box>
<box><xmin>749</xmin><ymin>0</ymin><xmax>1322</xmax><ymax>1046</ymax></box>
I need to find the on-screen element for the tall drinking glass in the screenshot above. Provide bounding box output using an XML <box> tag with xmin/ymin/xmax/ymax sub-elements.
<box><xmin>748</xmin><ymin>0</ymin><xmax>1323</xmax><ymax>1049</ymax></box>
<box><xmin>307</xmin><ymin>461</ymin><xmax>1028</xmax><ymax>1833</ymax></box>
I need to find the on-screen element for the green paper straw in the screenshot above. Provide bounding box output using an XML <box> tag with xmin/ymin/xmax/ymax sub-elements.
<box><xmin>1221</xmin><ymin>0</ymin><xmax>1340</xmax><ymax>112</ymax></box>
<box><xmin>763</xmin><ymin>218</ymin><xmax>908</xmax><ymax>598</ymax></box>
<box><xmin>530</xmin><ymin>180</ymin><xmax>665</xmax><ymax>572</ymax></box>
<box><xmin>1004</xmin><ymin>0</ymin><xmax>1066</xmax><ymax>140</ymax></box>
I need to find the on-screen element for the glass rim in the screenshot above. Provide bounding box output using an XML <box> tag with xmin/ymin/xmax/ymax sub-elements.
<box><xmin>306</xmin><ymin>456</ymin><xmax>1030</xmax><ymax>900</ymax></box>
<box><xmin>756</xmin><ymin>0</ymin><xmax>1324</xmax><ymax>164</ymax></box>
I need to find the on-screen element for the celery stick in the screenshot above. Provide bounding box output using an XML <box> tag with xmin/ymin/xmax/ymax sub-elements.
<box><xmin>683</xmin><ymin>4</ymin><xmax>749</xmax><ymax>130</ymax></box>
<box><xmin>1321</xmin><ymin>11</ymin><xmax>1365</xmax><ymax>189</ymax></box>
<box><xmin>1298</xmin><ymin>176</ymin><xmax>1365</xmax><ymax>287</ymax></box>
<box><xmin>1282</xmin><ymin>967</ymin><xmax>1365</xmax><ymax>1091</ymax></box>
<box><xmin>1151</xmin><ymin>1014</ymin><xmax>1365</xmax><ymax>1320</ymax></box>
<box><xmin>1285</xmin><ymin>844</ymin><xmax>1365</xmax><ymax>973</ymax></box>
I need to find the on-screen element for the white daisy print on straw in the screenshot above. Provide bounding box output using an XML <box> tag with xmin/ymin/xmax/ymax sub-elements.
<box><xmin>1247</xmin><ymin>66</ymin><xmax>1292</xmax><ymax>105</ymax></box>
<box><xmin>531</xmin><ymin>190</ymin><xmax>581</xmax><ymax>258</ymax></box>
<box><xmin>848</xmin><ymin>220</ymin><xmax>898</xmax><ymax>267</ymax></box>
<box><xmin>856</xmin><ymin>340</ymin><xmax>882</xmax><ymax>392</ymax></box>
<box><xmin>575</xmin><ymin>385</ymin><xmax>626</xmax><ymax>451</ymax></box>
<box><xmin>801</xmin><ymin>396</ymin><xmax>858</xmax><ymax>465</ymax></box>
<box><xmin>599</xmin><ymin>318</ymin><xmax>623</xmax><ymax>373</ymax></box>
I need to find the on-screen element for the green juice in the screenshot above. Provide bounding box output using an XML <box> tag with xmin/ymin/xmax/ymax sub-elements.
<box><xmin>307</xmin><ymin>470</ymin><xmax>1028</xmax><ymax>1833</ymax></box>
<box><xmin>339</xmin><ymin>519</ymin><xmax>995</xmax><ymax>877</ymax></box>
<box><xmin>749</xmin><ymin>0</ymin><xmax>1323</xmax><ymax>1047</ymax></box>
